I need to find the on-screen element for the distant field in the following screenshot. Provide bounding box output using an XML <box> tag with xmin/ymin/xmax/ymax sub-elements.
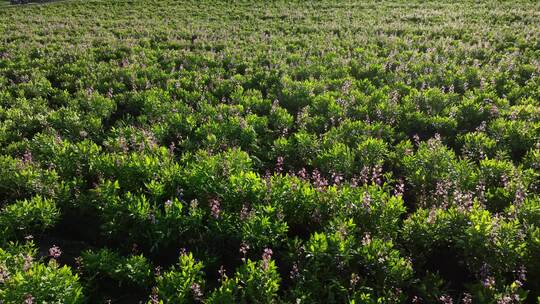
<box><xmin>0</xmin><ymin>1</ymin><xmax>539</xmax><ymax>303</ymax></box>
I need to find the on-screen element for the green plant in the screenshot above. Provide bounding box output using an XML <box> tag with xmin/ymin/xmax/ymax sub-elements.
<box><xmin>80</xmin><ymin>248</ymin><xmax>152</xmax><ymax>289</ymax></box>
<box><xmin>208</xmin><ymin>254</ymin><xmax>281</xmax><ymax>303</ymax></box>
<box><xmin>0</xmin><ymin>242</ymin><xmax>84</xmax><ymax>303</ymax></box>
<box><xmin>0</xmin><ymin>196</ymin><xmax>59</xmax><ymax>243</ymax></box>
<box><xmin>155</xmin><ymin>252</ymin><xmax>205</xmax><ymax>303</ymax></box>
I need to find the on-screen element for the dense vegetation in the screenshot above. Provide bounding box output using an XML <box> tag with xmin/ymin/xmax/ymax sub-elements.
<box><xmin>0</xmin><ymin>0</ymin><xmax>539</xmax><ymax>303</ymax></box>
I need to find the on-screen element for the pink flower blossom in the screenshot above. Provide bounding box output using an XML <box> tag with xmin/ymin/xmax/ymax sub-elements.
<box><xmin>49</xmin><ymin>245</ymin><xmax>62</xmax><ymax>259</ymax></box>
<box><xmin>262</xmin><ymin>248</ymin><xmax>273</xmax><ymax>270</ymax></box>
<box><xmin>209</xmin><ymin>198</ymin><xmax>221</xmax><ymax>219</ymax></box>
<box><xmin>24</xmin><ymin>294</ymin><xmax>34</xmax><ymax>304</ymax></box>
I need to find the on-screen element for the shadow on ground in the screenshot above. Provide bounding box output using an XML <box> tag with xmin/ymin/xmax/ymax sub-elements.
<box><xmin>9</xmin><ymin>0</ymin><xmax>64</xmax><ymax>4</ymax></box>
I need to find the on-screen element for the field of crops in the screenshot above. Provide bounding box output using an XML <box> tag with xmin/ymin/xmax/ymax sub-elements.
<box><xmin>1</xmin><ymin>0</ymin><xmax>539</xmax><ymax>303</ymax></box>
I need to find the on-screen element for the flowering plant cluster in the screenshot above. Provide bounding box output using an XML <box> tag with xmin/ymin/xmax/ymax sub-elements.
<box><xmin>0</xmin><ymin>0</ymin><xmax>539</xmax><ymax>303</ymax></box>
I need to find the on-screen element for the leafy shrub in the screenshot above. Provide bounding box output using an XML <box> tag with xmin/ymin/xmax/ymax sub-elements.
<box><xmin>402</xmin><ymin>204</ymin><xmax>528</xmax><ymax>301</ymax></box>
<box><xmin>291</xmin><ymin>219</ymin><xmax>412</xmax><ymax>303</ymax></box>
<box><xmin>400</xmin><ymin>136</ymin><xmax>477</xmax><ymax>207</ymax></box>
<box><xmin>240</xmin><ymin>205</ymin><xmax>289</xmax><ymax>251</ymax></box>
<box><xmin>0</xmin><ymin>196</ymin><xmax>59</xmax><ymax>242</ymax></box>
<box><xmin>80</xmin><ymin>248</ymin><xmax>152</xmax><ymax>289</ymax></box>
<box><xmin>0</xmin><ymin>155</ymin><xmax>59</xmax><ymax>204</ymax></box>
<box><xmin>315</xmin><ymin>142</ymin><xmax>355</xmax><ymax>176</ymax></box>
<box><xmin>337</xmin><ymin>184</ymin><xmax>406</xmax><ymax>240</ymax></box>
<box><xmin>0</xmin><ymin>242</ymin><xmax>84</xmax><ymax>303</ymax></box>
<box><xmin>487</xmin><ymin>118</ymin><xmax>538</xmax><ymax>159</ymax></box>
<box><xmin>207</xmin><ymin>255</ymin><xmax>281</xmax><ymax>303</ymax></box>
<box><xmin>268</xmin><ymin>174</ymin><xmax>325</xmax><ymax>234</ymax></box>
<box><xmin>0</xmin><ymin>0</ymin><xmax>539</xmax><ymax>302</ymax></box>
<box><xmin>356</xmin><ymin>137</ymin><xmax>389</xmax><ymax>168</ymax></box>
<box><xmin>458</xmin><ymin>131</ymin><xmax>497</xmax><ymax>161</ymax></box>
<box><xmin>179</xmin><ymin>148</ymin><xmax>253</xmax><ymax>201</ymax></box>
<box><xmin>478</xmin><ymin>158</ymin><xmax>536</xmax><ymax>212</ymax></box>
<box><xmin>155</xmin><ymin>252</ymin><xmax>206</xmax><ymax>303</ymax></box>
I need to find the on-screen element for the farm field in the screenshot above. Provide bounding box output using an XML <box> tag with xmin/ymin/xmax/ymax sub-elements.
<box><xmin>0</xmin><ymin>0</ymin><xmax>539</xmax><ymax>303</ymax></box>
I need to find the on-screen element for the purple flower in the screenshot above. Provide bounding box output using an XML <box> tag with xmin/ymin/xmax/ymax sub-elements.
<box><xmin>49</xmin><ymin>245</ymin><xmax>62</xmax><ymax>259</ymax></box>
<box><xmin>209</xmin><ymin>198</ymin><xmax>221</xmax><ymax>219</ymax></box>
<box><xmin>331</xmin><ymin>172</ymin><xmax>344</xmax><ymax>185</ymax></box>
<box><xmin>501</xmin><ymin>174</ymin><xmax>509</xmax><ymax>188</ymax></box>
<box><xmin>190</xmin><ymin>282</ymin><xmax>203</xmax><ymax>300</ymax></box>
<box><xmin>24</xmin><ymin>294</ymin><xmax>34</xmax><ymax>304</ymax></box>
<box><xmin>497</xmin><ymin>294</ymin><xmax>520</xmax><ymax>304</ymax></box>
<box><xmin>413</xmin><ymin>134</ymin><xmax>420</xmax><ymax>145</ymax></box>
<box><xmin>482</xmin><ymin>276</ymin><xmax>496</xmax><ymax>289</ymax></box>
<box><xmin>454</xmin><ymin>190</ymin><xmax>473</xmax><ymax>211</ymax></box>
<box><xmin>461</xmin><ymin>293</ymin><xmax>472</xmax><ymax>304</ymax></box>
<box><xmin>22</xmin><ymin>150</ymin><xmax>33</xmax><ymax>163</ymax></box>
<box><xmin>434</xmin><ymin>180</ymin><xmax>450</xmax><ymax>205</ymax></box>
<box><xmin>514</xmin><ymin>186</ymin><xmax>526</xmax><ymax>206</ymax></box>
<box><xmin>218</xmin><ymin>265</ymin><xmax>227</xmax><ymax>281</ymax></box>
<box><xmin>149</xmin><ymin>287</ymin><xmax>159</xmax><ymax>304</ymax></box>
<box><xmin>476</xmin><ymin>121</ymin><xmax>487</xmax><ymax>132</ymax></box>
<box><xmin>290</xmin><ymin>262</ymin><xmax>299</xmax><ymax>279</ymax></box>
<box><xmin>359</xmin><ymin>166</ymin><xmax>370</xmax><ymax>185</ymax></box>
<box><xmin>297</xmin><ymin>168</ymin><xmax>308</xmax><ymax>180</ymax></box>
<box><xmin>350</xmin><ymin>177</ymin><xmax>359</xmax><ymax>188</ymax></box>
<box><xmin>239</xmin><ymin>242</ymin><xmax>249</xmax><ymax>262</ymax></box>
<box><xmin>394</xmin><ymin>179</ymin><xmax>405</xmax><ymax>196</ymax></box>
<box><xmin>372</xmin><ymin>165</ymin><xmax>383</xmax><ymax>185</ymax></box>
<box><xmin>516</xmin><ymin>265</ymin><xmax>527</xmax><ymax>282</ymax></box>
<box><xmin>439</xmin><ymin>295</ymin><xmax>453</xmax><ymax>304</ymax></box>
<box><xmin>240</xmin><ymin>204</ymin><xmax>251</xmax><ymax>221</ymax></box>
<box><xmin>476</xmin><ymin>181</ymin><xmax>486</xmax><ymax>204</ymax></box>
<box><xmin>362</xmin><ymin>192</ymin><xmax>371</xmax><ymax>209</ymax></box>
<box><xmin>311</xmin><ymin>169</ymin><xmax>328</xmax><ymax>190</ymax></box>
<box><xmin>480</xmin><ymin>77</ymin><xmax>486</xmax><ymax>90</ymax></box>
<box><xmin>262</xmin><ymin>248</ymin><xmax>273</xmax><ymax>258</ymax></box>
<box><xmin>489</xmin><ymin>104</ymin><xmax>500</xmax><ymax>116</ymax></box>
<box><xmin>361</xmin><ymin>233</ymin><xmax>371</xmax><ymax>245</ymax></box>
<box><xmin>262</xmin><ymin>248</ymin><xmax>273</xmax><ymax>270</ymax></box>
<box><xmin>350</xmin><ymin>273</ymin><xmax>360</xmax><ymax>287</ymax></box>
<box><xmin>23</xmin><ymin>254</ymin><xmax>33</xmax><ymax>271</ymax></box>
<box><xmin>276</xmin><ymin>156</ymin><xmax>284</xmax><ymax>173</ymax></box>
<box><xmin>0</xmin><ymin>266</ymin><xmax>10</xmax><ymax>283</ymax></box>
